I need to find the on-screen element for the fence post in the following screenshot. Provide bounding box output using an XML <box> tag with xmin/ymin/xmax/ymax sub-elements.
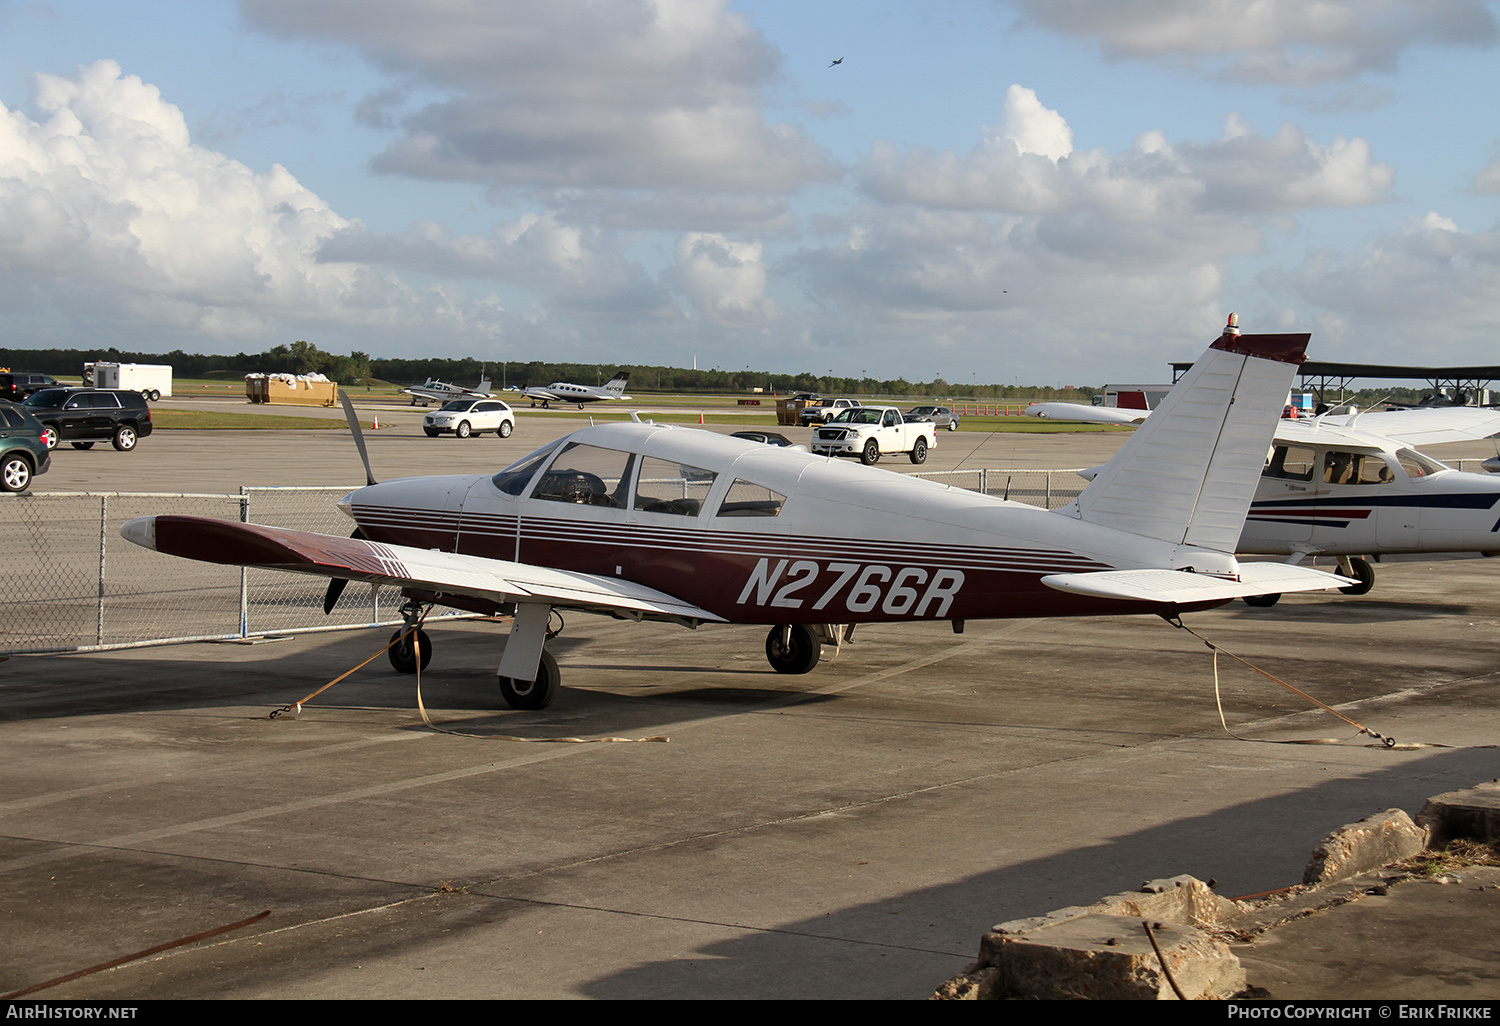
<box><xmin>97</xmin><ymin>494</ymin><xmax>108</xmax><ymax>646</ymax></box>
<box><xmin>1045</xmin><ymin>473</ymin><xmax>1052</xmax><ymax>509</ymax></box>
<box><xmin>239</xmin><ymin>487</ymin><xmax>250</xmax><ymax>639</ymax></box>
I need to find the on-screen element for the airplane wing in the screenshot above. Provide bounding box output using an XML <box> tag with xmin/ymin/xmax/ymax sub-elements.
<box><xmin>120</xmin><ymin>516</ymin><xmax>724</xmax><ymax>625</ymax></box>
<box><xmin>1024</xmin><ymin>403</ymin><xmax>1147</xmax><ymax>425</ymax></box>
<box><xmin>1311</xmin><ymin>407</ymin><xmax>1500</xmax><ymax>447</ymax></box>
<box><xmin>1041</xmin><ymin>562</ymin><xmax>1351</xmax><ymax>603</ymax></box>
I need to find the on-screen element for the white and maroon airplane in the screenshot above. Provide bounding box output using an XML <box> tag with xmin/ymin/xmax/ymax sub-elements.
<box><xmin>120</xmin><ymin>320</ymin><xmax>1348</xmax><ymax>710</ymax></box>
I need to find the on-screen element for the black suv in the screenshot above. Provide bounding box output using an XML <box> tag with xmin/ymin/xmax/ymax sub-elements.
<box><xmin>0</xmin><ymin>372</ymin><xmax>61</xmax><ymax>402</ymax></box>
<box><xmin>21</xmin><ymin>388</ymin><xmax>153</xmax><ymax>452</ymax></box>
<box><xmin>1</xmin><ymin>400</ymin><xmax>50</xmax><ymax>491</ymax></box>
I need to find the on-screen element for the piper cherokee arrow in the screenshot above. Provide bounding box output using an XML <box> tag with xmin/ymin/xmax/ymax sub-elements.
<box><xmin>120</xmin><ymin>319</ymin><xmax>1348</xmax><ymax>711</ymax></box>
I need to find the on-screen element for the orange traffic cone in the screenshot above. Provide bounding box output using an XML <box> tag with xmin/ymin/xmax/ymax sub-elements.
<box><xmin>699</xmin><ymin>412</ymin><xmax>704</xmax><ymax>424</ymax></box>
<box><xmin>372</xmin><ymin>414</ymin><xmax>379</xmax><ymax>430</ymax></box>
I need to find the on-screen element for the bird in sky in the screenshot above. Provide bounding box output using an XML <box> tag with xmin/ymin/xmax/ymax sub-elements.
<box><xmin>829</xmin><ymin>57</ymin><xmax>843</xmax><ymax>67</ymax></box>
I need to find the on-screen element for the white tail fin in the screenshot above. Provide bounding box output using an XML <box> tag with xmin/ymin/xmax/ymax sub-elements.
<box><xmin>603</xmin><ymin>371</ymin><xmax>630</xmax><ymax>395</ymax></box>
<box><xmin>476</xmin><ymin>377</ymin><xmax>492</xmax><ymax>393</ymax></box>
<box><xmin>1061</xmin><ymin>320</ymin><xmax>1309</xmax><ymax>554</ymax></box>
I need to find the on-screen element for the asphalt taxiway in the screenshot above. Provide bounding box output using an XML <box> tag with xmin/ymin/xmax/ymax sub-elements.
<box><xmin>2</xmin><ymin>411</ymin><xmax>1498</xmax><ymax>999</ymax></box>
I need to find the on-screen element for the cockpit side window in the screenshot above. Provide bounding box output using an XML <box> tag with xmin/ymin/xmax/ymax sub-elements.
<box><xmin>715</xmin><ymin>479</ymin><xmax>787</xmax><ymax>518</ymax></box>
<box><xmin>1324</xmin><ymin>450</ymin><xmax>1392</xmax><ymax>485</ymax></box>
<box><xmin>1263</xmin><ymin>444</ymin><xmax>1316</xmax><ymax>482</ymax></box>
<box><xmin>532</xmin><ymin>443</ymin><xmax>634</xmax><ymax>507</ymax></box>
<box><xmin>492</xmin><ymin>440</ymin><xmax>563</xmax><ymax>495</ymax></box>
<box><xmin>634</xmin><ymin>456</ymin><xmax>716</xmax><ymax>516</ymax></box>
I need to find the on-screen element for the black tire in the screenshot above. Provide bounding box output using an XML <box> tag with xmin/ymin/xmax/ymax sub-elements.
<box><xmin>148</xmin><ymin>389</ymin><xmax>161</xmax><ymax>402</ymax></box>
<box><xmin>499</xmin><ymin>650</ymin><xmax>560</xmax><ymax>710</ymax></box>
<box><xmin>947</xmin><ymin>421</ymin><xmax>958</xmax><ymax>431</ymax></box>
<box><xmin>1</xmin><ymin>454</ymin><xmax>32</xmax><ymax>493</ymax></box>
<box><xmin>909</xmin><ymin>437</ymin><xmax>928</xmax><ymax>464</ymax></box>
<box><xmin>41</xmin><ymin>426</ymin><xmax>58</xmax><ymax>450</ymax></box>
<box><xmin>388</xmin><ymin>626</ymin><xmax>433</xmax><ymax>673</ymax></box>
<box><xmin>1339</xmin><ymin>557</ymin><xmax>1375</xmax><ymax>596</ymax></box>
<box><xmin>456</xmin><ymin>420</ymin><xmax>471</xmax><ymax>439</ymax></box>
<box><xmin>111</xmin><ymin>425</ymin><xmax>137</xmax><ymax>451</ymax></box>
<box><xmin>765</xmin><ymin>624</ymin><xmax>821</xmax><ymax>675</ymax></box>
<box><xmin>71</xmin><ymin>442</ymin><xmax>95</xmax><ymax>450</ymax></box>
<box><xmin>498</xmin><ymin>419</ymin><xmax>513</xmax><ymax>438</ymax></box>
<box><xmin>424</xmin><ymin>428</ymin><xmax>439</xmax><ymax>437</ymax></box>
<box><xmin>860</xmin><ymin>439</ymin><xmax>880</xmax><ymax>465</ymax></box>
<box><xmin>1242</xmin><ymin>593</ymin><xmax>1281</xmax><ymax>607</ymax></box>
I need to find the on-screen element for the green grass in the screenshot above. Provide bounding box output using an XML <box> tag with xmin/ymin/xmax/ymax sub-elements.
<box><xmin>150</xmin><ymin>409</ymin><xmax>346</xmax><ymax>430</ymax></box>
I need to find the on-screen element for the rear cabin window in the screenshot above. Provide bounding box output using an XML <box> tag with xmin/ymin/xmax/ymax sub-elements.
<box><xmin>633</xmin><ymin>456</ymin><xmax>716</xmax><ymax>516</ymax></box>
<box><xmin>1263</xmin><ymin>444</ymin><xmax>1317</xmax><ymax>482</ymax></box>
<box><xmin>715</xmin><ymin>479</ymin><xmax>787</xmax><ymax>518</ymax></box>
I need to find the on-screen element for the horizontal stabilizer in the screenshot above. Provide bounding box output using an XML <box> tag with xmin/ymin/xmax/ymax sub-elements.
<box><xmin>1040</xmin><ymin>562</ymin><xmax>1351</xmax><ymax>604</ymax></box>
<box><xmin>120</xmin><ymin>516</ymin><xmax>723</xmax><ymax>624</ymax></box>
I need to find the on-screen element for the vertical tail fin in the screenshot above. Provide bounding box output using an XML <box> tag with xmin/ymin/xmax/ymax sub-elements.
<box><xmin>603</xmin><ymin>371</ymin><xmax>630</xmax><ymax>395</ymax></box>
<box><xmin>1061</xmin><ymin>318</ymin><xmax>1309</xmax><ymax>554</ymax></box>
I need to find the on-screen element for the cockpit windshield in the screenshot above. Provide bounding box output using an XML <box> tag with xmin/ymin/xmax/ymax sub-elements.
<box><xmin>1395</xmin><ymin>448</ymin><xmax>1448</xmax><ymax>479</ymax></box>
<box><xmin>492</xmin><ymin>440</ymin><xmax>564</xmax><ymax>495</ymax></box>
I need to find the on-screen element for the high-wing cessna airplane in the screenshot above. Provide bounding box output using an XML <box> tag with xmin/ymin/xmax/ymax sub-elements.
<box><xmin>402</xmin><ymin>375</ymin><xmax>493</xmax><ymax>407</ymax></box>
<box><xmin>1028</xmin><ymin>395</ymin><xmax>1500</xmax><ymax>603</ymax></box>
<box><xmin>120</xmin><ymin>321</ymin><xmax>1349</xmax><ymax>711</ymax></box>
<box><xmin>512</xmin><ymin>371</ymin><xmax>631</xmax><ymax>409</ymax></box>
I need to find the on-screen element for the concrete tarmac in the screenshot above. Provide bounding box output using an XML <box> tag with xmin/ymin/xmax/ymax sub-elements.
<box><xmin>3</xmin><ymin>413</ymin><xmax>1499</xmax><ymax>1000</ymax></box>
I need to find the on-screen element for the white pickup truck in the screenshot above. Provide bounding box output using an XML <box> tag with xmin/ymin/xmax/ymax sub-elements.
<box><xmin>810</xmin><ymin>406</ymin><xmax>937</xmax><ymax>465</ymax></box>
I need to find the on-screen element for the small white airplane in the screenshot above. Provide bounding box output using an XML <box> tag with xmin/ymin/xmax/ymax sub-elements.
<box><xmin>511</xmin><ymin>371</ymin><xmax>631</xmax><ymax>409</ymax></box>
<box><xmin>402</xmin><ymin>375</ymin><xmax>493</xmax><ymax>407</ymax></box>
<box><xmin>120</xmin><ymin>319</ymin><xmax>1350</xmax><ymax>711</ymax></box>
<box><xmin>1029</xmin><ymin>384</ymin><xmax>1500</xmax><ymax>603</ymax></box>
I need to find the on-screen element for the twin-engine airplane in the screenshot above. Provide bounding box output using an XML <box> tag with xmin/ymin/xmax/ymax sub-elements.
<box><xmin>1029</xmin><ymin>390</ymin><xmax>1500</xmax><ymax>602</ymax></box>
<box><xmin>120</xmin><ymin>321</ymin><xmax>1350</xmax><ymax>711</ymax></box>
<box><xmin>402</xmin><ymin>375</ymin><xmax>493</xmax><ymax>407</ymax></box>
<box><xmin>511</xmin><ymin>371</ymin><xmax>631</xmax><ymax>409</ymax></box>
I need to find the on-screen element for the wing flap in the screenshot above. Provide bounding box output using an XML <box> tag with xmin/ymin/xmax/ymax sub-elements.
<box><xmin>121</xmin><ymin>515</ymin><xmax>723</xmax><ymax>623</ymax></box>
<box><xmin>1041</xmin><ymin>562</ymin><xmax>1351</xmax><ymax>603</ymax></box>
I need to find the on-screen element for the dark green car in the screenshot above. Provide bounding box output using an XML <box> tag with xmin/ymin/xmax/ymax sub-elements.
<box><xmin>1</xmin><ymin>400</ymin><xmax>51</xmax><ymax>492</ymax></box>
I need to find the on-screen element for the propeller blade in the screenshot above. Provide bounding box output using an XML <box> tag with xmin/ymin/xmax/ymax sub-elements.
<box><xmin>322</xmin><ymin>528</ymin><xmax>366</xmax><ymax>614</ymax></box>
<box><xmin>339</xmin><ymin>390</ymin><xmax>377</xmax><ymax>487</ymax></box>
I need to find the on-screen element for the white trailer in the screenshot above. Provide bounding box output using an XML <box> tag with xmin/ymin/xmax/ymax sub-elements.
<box><xmin>88</xmin><ymin>362</ymin><xmax>172</xmax><ymax>400</ymax></box>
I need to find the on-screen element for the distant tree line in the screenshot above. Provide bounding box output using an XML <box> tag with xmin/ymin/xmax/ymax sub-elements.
<box><xmin>0</xmin><ymin>342</ymin><xmax>1098</xmax><ymax>400</ymax></box>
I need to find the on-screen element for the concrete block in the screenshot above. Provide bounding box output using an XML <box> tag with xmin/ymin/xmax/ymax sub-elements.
<box><xmin>990</xmin><ymin>875</ymin><xmax>1244</xmax><ymax>936</ymax></box>
<box><xmin>976</xmin><ymin>913</ymin><xmax>1245</xmax><ymax>1000</ymax></box>
<box><xmin>1416</xmin><ymin>780</ymin><xmax>1500</xmax><ymax>844</ymax></box>
<box><xmin>1303</xmin><ymin>808</ymin><xmax>1428</xmax><ymax>885</ymax></box>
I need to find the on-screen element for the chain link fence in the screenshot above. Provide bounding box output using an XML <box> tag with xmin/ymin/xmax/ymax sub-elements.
<box><xmin>0</xmin><ymin>487</ymin><xmax>467</xmax><ymax>656</ymax></box>
<box><xmin>4</xmin><ymin>458</ymin><xmax>1490</xmax><ymax>655</ymax></box>
<box><xmin>910</xmin><ymin>468</ymin><xmax>1088</xmax><ymax>509</ymax></box>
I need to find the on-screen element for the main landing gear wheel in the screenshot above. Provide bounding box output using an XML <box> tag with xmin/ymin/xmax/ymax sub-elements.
<box><xmin>765</xmin><ymin>624</ymin><xmax>821</xmax><ymax>675</ymax></box>
<box><xmin>909</xmin><ymin>437</ymin><xmax>927</xmax><ymax>464</ymax></box>
<box><xmin>860</xmin><ymin>440</ymin><xmax>880</xmax><ymax>465</ymax></box>
<box><xmin>388</xmin><ymin>625</ymin><xmax>433</xmax><ymax>673</ymax></box>
<box><xmin>498</xmin><ymin>650</ymin><xmax>560</xmax><ymax>710</ymax></box>
<box><xmin>1242</xmin><ymin>593</ymin><xmax>1281</xmax><ymax>607</ymax></box>
<box><xmin>1339</xmin><ymin>556</ymin><xmax>1375</xmax><ymax>596</ymax></box>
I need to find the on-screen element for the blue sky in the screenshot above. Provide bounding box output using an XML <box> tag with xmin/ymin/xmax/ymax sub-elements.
<box><xmin>3</xmin><ymin>0</ymin><xmax>1499</xmax><ymax>385</ymax></box>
